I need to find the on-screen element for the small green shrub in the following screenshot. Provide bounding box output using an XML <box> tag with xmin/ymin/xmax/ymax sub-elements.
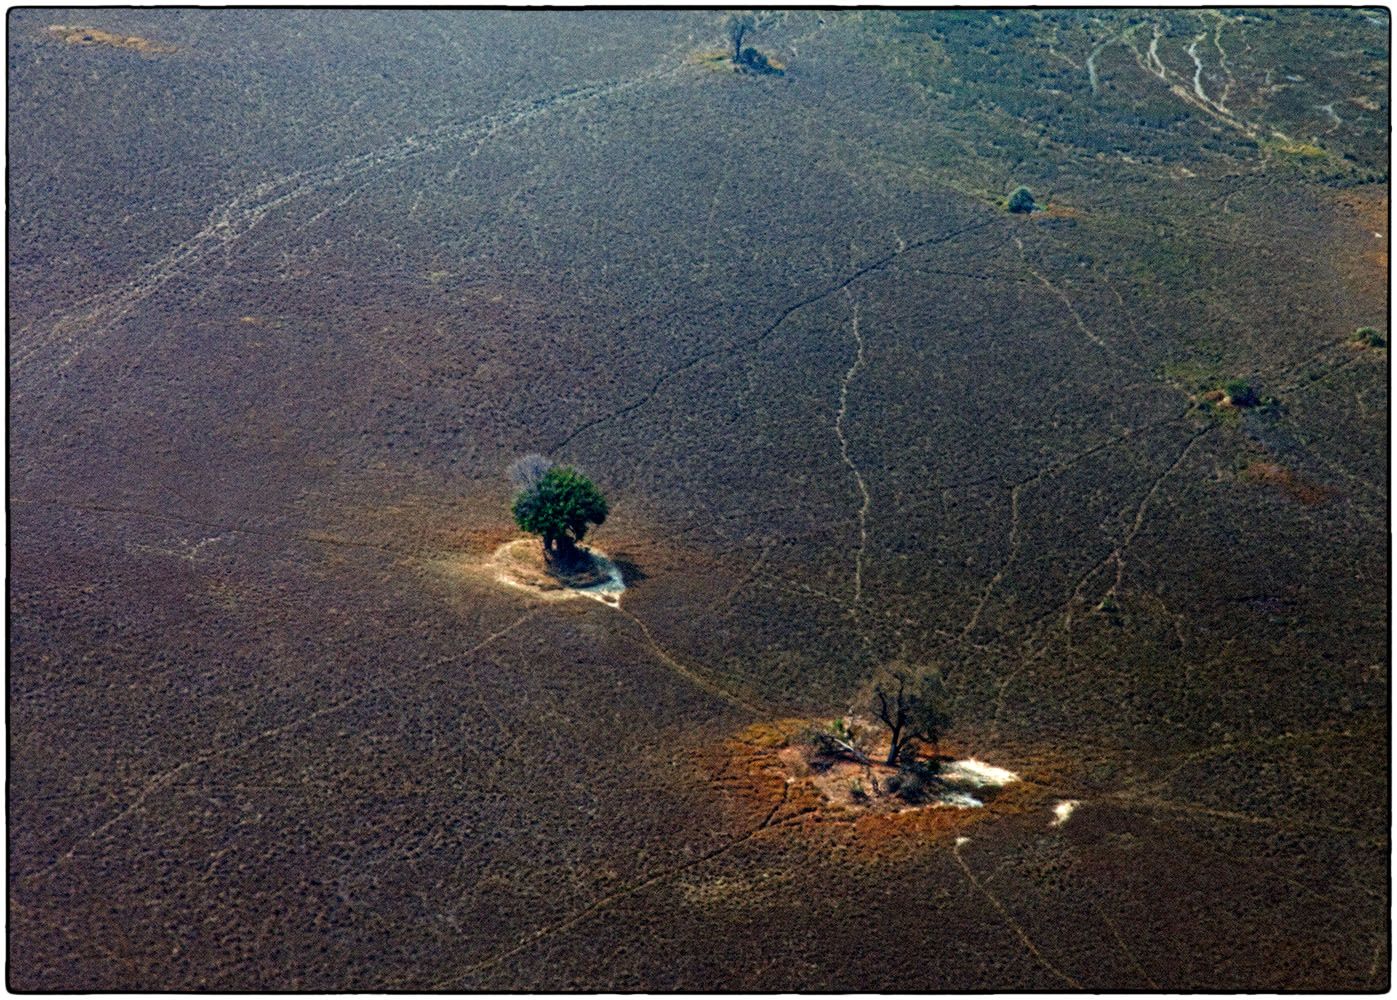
<box><xmin>1007</xmin><ymin>186</ymin><xmax>1036</xmax><ymax>213</ymax></box>
<box><xmin>1353</xmin><ymin>326</ymin><xmax>1386</xmax><ymax>348</ymax></box>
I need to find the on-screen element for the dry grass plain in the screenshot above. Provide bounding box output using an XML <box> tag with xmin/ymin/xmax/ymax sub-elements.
<box><xmin>8</xmin><ymin>8</ymin><xmax>1389</xmax><ymax>990</ymax></box>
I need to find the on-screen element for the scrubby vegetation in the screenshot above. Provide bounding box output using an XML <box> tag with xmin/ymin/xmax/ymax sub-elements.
<box><xmin>1352</xmin><ymin>325</ymin><xmax>1386</xmax><ymax>348</ymax></box>
<box><xmin>735</xmin><ymin>47</ymin><xmax>783</xmax><ymax>76</ymax></box>
<box><xmin>1007</xmin><ymin>186</ymin><xmax>1036</xmax><ymax>213</ymax></box>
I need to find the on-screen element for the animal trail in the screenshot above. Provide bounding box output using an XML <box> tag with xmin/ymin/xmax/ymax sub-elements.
<box><xmin>952</xmin><ymin>839</ymin><xmax>1084</xmax><ymax>988</ymax></box>
<box><xmin>20</xmin><ymin>610</ymin><xmax>538</xmax><ymax>884</ymax></box>
<box><xmin>552</xmin><ymin>216</ymin><xmax>997</xmax><ymax>455</ymax></box>
<box><xmin>11</xmin><ymin>63</ymin><xmax>684</xmax><ymax>381</ymax></box>
<box><xmin>834</xmin><ymin>299</ymin><xmax>871</xmax><ymax>605</ymax></box>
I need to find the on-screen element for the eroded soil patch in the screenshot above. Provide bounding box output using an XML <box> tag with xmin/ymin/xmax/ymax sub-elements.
<box><xmin>1242</xmin><ymin>460</ymin><xmax>1337</xmax><ymax>507</ymax></box>
<box><xmin>47</xmin><ymin>25</ymin><xmax>177</xmax><ymax>54</ymax></box>
<box><xmin>445</xmin><ymin>537</ymin><xmax>626</xmax><ymax>606</ymax></box>
<box><xmin>717</xmin><ymin>719</ymin><xmax>1050</xmax><ymax>853</ymax></box>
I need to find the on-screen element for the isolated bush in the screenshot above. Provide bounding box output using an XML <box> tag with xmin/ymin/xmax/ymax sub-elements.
<box><xmin>737</xmin><ymin>47</ymin><xmax>783</xmax><ymax>76</ymax></box>
<box><xmin>1224</xmin><ymin>378</ymin><xmax>1259</xmax><ymax>407</ymax></box>
<box><xmin>1007</xmin><ymin>186</ymin><xmax>1036</xmax><ymax>213</ymax></box>
<box><xmin>511</xmin><ymin>464</ymin><xmax>609</xmax><ymax>565</ymax></box>
<box><xmin>1353</xmin><ymin>326</ymin><xmax>1386</xmax><ymax>348</ymax></box>
<box><xmin>886</xmin><ymin>756</ymin><xmax>944</xmax><ymax>802</ymax></box>
<box><xmin>725</xmin><ymin>12</ymin><xmax>783</xmax><ymax>74</ymax></box>
<box><xmin>883</xmin><ymin>769</ymin><xmax>924</xmax><ymax>802</ymax></box>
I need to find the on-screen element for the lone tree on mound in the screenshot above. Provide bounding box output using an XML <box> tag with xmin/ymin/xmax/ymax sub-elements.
<box><xmin>724</xmin><ymin>12</ymin><xmax>783</xmax><ymax>74</ymax></box>
<box><xmin>1007</xmin><ymin>186</ymin><xmax>1036</xmax><ymax>213</ymax></box>
<box><xmin>510</xmin><ymin>458</ymin><xmax>609</xmax><ymax>566</ymax></box>
<box><xmin>866</xmin><ymin>662</ymin><xmax>953</xmax><ymax>767</ymax></box>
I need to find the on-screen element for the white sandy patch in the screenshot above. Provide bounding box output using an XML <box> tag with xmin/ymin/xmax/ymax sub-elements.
<box><xmin>487</xmin><ymin>539</ymin><xmax>626</xmax><ymax>606</ymax></box>
<box><xmin>936</xmin><ymin>791</ymin><xmax>984</xmax><ymax>809</ymax></box>
<box><xmin>570</xmin><ymin>552</ymin><xmax>625</xmax><ymax>605</ymax></box>
<box><xmin>925</xmin><ymin>758</ymin><xmax>1020</xmax><ymax>809</ymax></box>
<box><xmin>940</xmin><ymin>759</ymin><xmax>1020</xmax><ymax>788</ymax></box>
<box><xmin>1050</xmin><ymin>800</ymin><xmax>1079</xmax><ymax>827</ymax></box>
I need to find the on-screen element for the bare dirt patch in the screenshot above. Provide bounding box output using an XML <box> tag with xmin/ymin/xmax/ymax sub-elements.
<box><xmin>1328</xmin><ymin>188</ymin><xmax>1388</xmax><ymax>302</ymax></box>
<box><xmin>451</xmin><ymin>537</ymin><xmax>626</xmax><ymax>606</ymax></box>
<box><xmin>718</xmin><ymin>719</ymin><xmax>1044</xmax><ymax>852</ymax></box>
<box><xmin>46</xmin><ymin>25</ymin><xmax>176</xmax><ymax>54</ymax></box>
<box><xmin>1242</xmin><ymin>460</ymin><xmax>1336</xmax><ymax>507</ymax></box>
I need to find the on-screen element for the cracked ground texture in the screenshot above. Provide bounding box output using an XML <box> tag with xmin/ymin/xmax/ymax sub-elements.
<box><xmin>8</xmin><ymin>8</ymin><xmax>1389</xmax><ymax>990</ymax></box>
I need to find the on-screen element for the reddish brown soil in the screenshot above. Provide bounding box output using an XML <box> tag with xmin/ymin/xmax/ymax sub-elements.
<box><xmin>1242</xmin><ymin>461</ymin><xmax>1337</xmax><ymax>507</ymax></box>
<box><xmin>714</xmin><ymin>720</ymin><xmax>1055</xmax><ymax>858</ymax></box>
<box><xmin>1329</xmin><ymin>188</ymin><xmax>1388</xmax><ymax>303</ymax></box>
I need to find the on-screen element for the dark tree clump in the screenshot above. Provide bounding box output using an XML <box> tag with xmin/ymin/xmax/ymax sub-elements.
<box><xmin>510</xmin><ymin>462</ymin><xmax>609</xmax><ymax>567</ymax></box>
<box><xmin>1224</xmin><ymin>378</ymin><xmax>1259</xmax><ymax>407</ymax></box>
<box><xmin>868</xmin><ymin>663</ymin><xmax>953</xmax><ymax>767</ymax></box>
<box><xmin>883</xmin><ymin>758</ymin><xmax>941</xmax><ymax>803</ymax></box>
<box><xmin>1007</xmin><ymin>186</ymin><xmax>1036</xmax><ymax>213</ymax></box>
<box><xmin>725</xmin><ymin>12</ymin><xmax>783</xmax><ymax>75</ymax></box>
<box><xmin>1353</xmin><ymin>326</ymin><xmax>1386</xmax><ymax>348</ymax></box>
<box><xmin>737</xmin><ymin>47</ymin><xmax>783</xmax><ymax>75</ymax></box>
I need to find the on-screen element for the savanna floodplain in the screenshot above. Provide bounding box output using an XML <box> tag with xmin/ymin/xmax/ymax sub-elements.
<box><xmin>8</xmin><ymin>9</ymin><xmax>1390</xmax><ymax>990</ymax></box>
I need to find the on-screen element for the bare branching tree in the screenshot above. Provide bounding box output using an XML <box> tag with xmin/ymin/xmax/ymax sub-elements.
<box><xmin>507</xmin><ymin>453</ymin><xmax>554</xmax><ymax>490</ymax></box>
<box><xmin>867</xmin><ymin>662</ymin><xmax>953</xmax><ymax>767</ymax></box>
<box><xmin>726</xmin><ymin>13</ymin><xmax>754</xmax><ymax>61</ymax></box>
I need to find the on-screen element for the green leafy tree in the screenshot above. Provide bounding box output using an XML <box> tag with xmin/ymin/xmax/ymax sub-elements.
<box><xmin>867</xmin><ymin>663</ymin><xmax>953</xmax><ymax>767</ymax></box>
<box><xmin>511</xmin><ymin>464</ymin><xmax>609</xmax><ymax>565</ymax></box>
<box><xmin>1007</xmin><ymin>186</ymin><xmax>1036</xmax><ymax>214</ymax></box>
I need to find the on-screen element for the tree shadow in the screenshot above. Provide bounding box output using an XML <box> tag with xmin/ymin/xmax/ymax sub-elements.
<box><xmin>609</xmin><ymin>555</ymin><xmax>648</xmax><ymax>586</ymax></box>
